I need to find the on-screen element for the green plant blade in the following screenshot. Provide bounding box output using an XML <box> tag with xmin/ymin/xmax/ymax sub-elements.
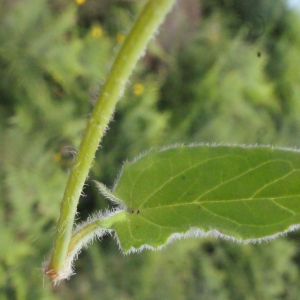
<box><xmin>96</xmin><ymin>145</ymin><xmax>300</xmax><ymax>253</ymax></box>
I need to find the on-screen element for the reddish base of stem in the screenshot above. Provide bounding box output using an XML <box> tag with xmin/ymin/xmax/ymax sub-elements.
<box><xmin>44</xmin><ymin>266</ymin><xmax>59</xmax><ymax>280</ymax></box>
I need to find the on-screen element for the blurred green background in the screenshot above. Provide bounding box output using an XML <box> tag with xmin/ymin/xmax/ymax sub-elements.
<box><xmin>1</xmin><ymin>0</ymin><xmax>300</xmax><ymax>298</ymax></box>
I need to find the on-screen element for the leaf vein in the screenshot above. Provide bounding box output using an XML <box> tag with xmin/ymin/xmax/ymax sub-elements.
<box><xmin>137</xmin><ymin>154</ymin><xmax>246</xmax><ymax>209</ymax></box>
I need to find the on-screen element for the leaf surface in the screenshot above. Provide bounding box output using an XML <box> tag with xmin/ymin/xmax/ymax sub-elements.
<box><xmin>96</xmin><ymin>145</ymin><xmax>300</xmax><ymax>253</ymax></box>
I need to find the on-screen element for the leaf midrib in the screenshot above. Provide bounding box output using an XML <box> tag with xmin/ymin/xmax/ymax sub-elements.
<box><xmin>133</xmin><ymin>157</ymin><xmax>296</xmax><ymax>210</ymax></box>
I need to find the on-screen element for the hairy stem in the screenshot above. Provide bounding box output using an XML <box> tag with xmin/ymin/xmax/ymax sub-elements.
<box><xmin>67</xmin><ymin>211</ymin><xmax>127</xmax><ymax>262</ymax></box>
<box><xmin>45</xmin><ymin>0</ymin><xmax>176</xmax><ymax>280</ymax></box>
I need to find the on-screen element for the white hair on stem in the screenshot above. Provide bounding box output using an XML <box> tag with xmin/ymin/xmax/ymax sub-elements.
<box><xmin>43</xmin><ymin>208</ymin><xmax>123</xmax><ymax>284</ymax></box>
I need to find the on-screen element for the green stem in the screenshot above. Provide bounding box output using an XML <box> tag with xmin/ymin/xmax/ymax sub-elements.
<box><xmin>46</xmin><ymin>0</ymin><xmax>176</xmax><ymax>279</ymax></box>
<box><xmin>67</xmin><ymin>211</ymin><xmax>127</xmax><ymax>260</ymax></box>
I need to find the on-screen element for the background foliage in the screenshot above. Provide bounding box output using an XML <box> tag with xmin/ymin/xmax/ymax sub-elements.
<box><xmin>1</xmin><ymin>0</ymin><xmax>300</xmax><ymax>299</ymax></box>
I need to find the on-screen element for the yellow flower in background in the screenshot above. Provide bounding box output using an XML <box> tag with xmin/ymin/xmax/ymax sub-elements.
<box><xmin>53</xmin><ymin>152</ymin><xmax>62</xmax><ymax>163</ymax></box>
<box><xmin>91</xmin><ymin>25</ymin><xmax>103</xmax><ymax>39</ymax></box>
<box><xmin>75</xmin><ymin>0</ymin><xmax>86</xmax><ymax>5</ymax></box>
<box><xmin>133</xmin><ymin>83</ymin><xmax>145</xmax><ymax>96</ymax></box>
<box><xmin>116</xmin><ymin>33</ymin><xmax>126</xmax><ymax>44</ymax></box>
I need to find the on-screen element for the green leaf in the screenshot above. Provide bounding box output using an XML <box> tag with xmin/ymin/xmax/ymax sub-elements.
<box><xmin>96</xmin><ymin>144</ymin><xmax>300</xmax><ymax>253</ymax></box>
